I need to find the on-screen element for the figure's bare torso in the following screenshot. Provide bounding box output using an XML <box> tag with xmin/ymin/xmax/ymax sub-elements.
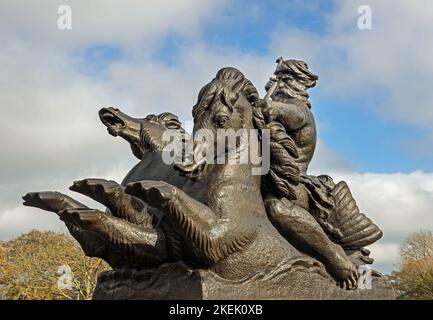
<box><xmin>264</xmin><ymin>97</ymin><xmax>317</xmax><ymax>174</ymax></box>
<box><xmin>288</xmin><ymin>104</ymin><xmax>316</xmax><ymax>174</ymax></box>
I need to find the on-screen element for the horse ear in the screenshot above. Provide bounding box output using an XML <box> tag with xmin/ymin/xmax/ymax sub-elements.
<box><xmin>159</xmin><ymin>112</ymin><xmax>182</xmax><ymax>129</ymax></box>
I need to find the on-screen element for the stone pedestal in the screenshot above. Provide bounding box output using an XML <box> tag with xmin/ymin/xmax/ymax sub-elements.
<box><xmin>93</xmin><ymin>262</ymin><xmax>395</xmax><ymax>300</ymax></box>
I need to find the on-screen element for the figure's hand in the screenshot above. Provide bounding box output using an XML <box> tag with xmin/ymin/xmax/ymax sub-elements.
<box><xmin>262</xmin><ymin>102</ymin><xmax>288</xmax><ymax>123</ymax></box>
<box><xmin>254</xmin><ymin>99</ymin><xmax>286</xmax><ymax>124</ymax></box>
<box><xmin>125</xmin><ymin>180</ymin><xmax>177</xmax><ymax>209</ymax></box>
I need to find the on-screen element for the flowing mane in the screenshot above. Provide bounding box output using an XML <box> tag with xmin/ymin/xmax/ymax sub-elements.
<box><xmin>252</xmin><ymin>108</ymin><xmax>300</xmax><ymax>200</ymax></box>
<box><xmin>192</xmin><ymin>67</ymin><xmax>259</xmax><ymax>121</ymax></box>
<box><xmin>193</xmin><ymin>67</ymin><xmax>301</xmax><ymax>200</ymax></box>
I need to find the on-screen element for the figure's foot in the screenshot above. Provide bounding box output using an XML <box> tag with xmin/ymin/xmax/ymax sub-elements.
<box><xmin>22</xmin><ymin>191</ymin><xmax>87</xmax><ymax>214</ymax></box>
<box><xmin>326</xmin><ymin>244</ymin><xmax>359</xmax><ymax>290</ymax></box>
<box><xmin>125</xmin><ymin>180</ymin><xmax>176</xmax><ymax>208</ymax></box>
<box><xmin>70</xmin><ymin>178</ymin><xmax>122</xmax><ymax>205</ymax></box>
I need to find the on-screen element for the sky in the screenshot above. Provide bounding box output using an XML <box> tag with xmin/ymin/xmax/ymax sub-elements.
<box><xmin>1</xmin><ymin>0</ymin><xmax>433</xmax><ymax>274</ymax></box>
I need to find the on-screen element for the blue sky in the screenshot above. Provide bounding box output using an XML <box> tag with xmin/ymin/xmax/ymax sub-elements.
<box><xmin>312</xmin><ymin>94</ymin><xmax>430</xmax><ymax>173</ymax></box>
<box><xmin>200</xmin><ymin>0</ymin><xmax>336</xmax><ymax>52</ymax></box>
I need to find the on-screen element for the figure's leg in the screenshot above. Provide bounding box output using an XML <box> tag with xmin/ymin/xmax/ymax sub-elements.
<box><xmin>265</xmin><ymin>196</ymin><xmax>359</xmax><ymax>290</ymax></box>
<box><xmin>70</xmin><ymin>178</ymin><xmax>154</xmax><ymax>227</ymax></box>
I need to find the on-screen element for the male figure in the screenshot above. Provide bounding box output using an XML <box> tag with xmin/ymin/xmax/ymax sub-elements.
<box><xmin>257</xmin><ymin>58</ymin><xmax>381</xmax><ymax>290</ymax></box>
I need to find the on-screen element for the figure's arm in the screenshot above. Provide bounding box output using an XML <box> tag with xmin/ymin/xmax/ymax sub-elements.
<box><xmin>259</xmin><ymin>100</ymin><xmax>308</xmax><ymax>131</ymax></box>
<box><xmin>125</xmin><ymin>181</ymin><xmax>254</xmax><ymax>263</ymax></box>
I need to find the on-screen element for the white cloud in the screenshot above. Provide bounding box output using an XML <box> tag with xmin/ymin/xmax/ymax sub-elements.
<box><xmin>103</xmin><ymin>44</ymin><xmax>274</xmax><ymax>120</ymax></box>
<box><xmin>367</xmin><ymin>242</ymin><xmax>401</xmax><ymax>272</ymax></box>
<box><xmin>0</xmin><ymin>2</ymin><xmax>230</xmax><ymax>240</ymax></box>
<box><xmin>0</xmin><ymin>206</ymin><xmax>66</xmax><ymax>241</ymax></box>
<box><xmin>0</xmin><ymin>162</ymin><xmax>131</xmax><ymax>241</ymax></box>
<box><xmin>0</xmin><ymin>0</ymin><xmax>227</xmax><ymax>50</ymax></box>
<box><xmin>309</xmin><ymin>139</ymin><xmax>354</xmax><ymax>174</ymax></box>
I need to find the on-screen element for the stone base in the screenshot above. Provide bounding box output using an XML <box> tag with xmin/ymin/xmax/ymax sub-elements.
<box><xmin>93</xmin><ymin>262</ymin><xmax>395</xmax><ymax>300</ymax></box>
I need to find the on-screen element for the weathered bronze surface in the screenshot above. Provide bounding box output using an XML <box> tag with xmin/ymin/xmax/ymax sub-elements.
<box><xmin>23</xmin><ymin>58</ymin><xmax>395</xmax><ymax>299</ymax></box>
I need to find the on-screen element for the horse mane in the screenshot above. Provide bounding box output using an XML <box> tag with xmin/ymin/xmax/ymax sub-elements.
<box><xmin>193</xmin><ymin>67</ymin><xmax>300</xmax><ymax>200</ymax></box>
<box><xmin>139</xmin><ymin>113</ymin><xmax>188</xmax><ymax>153</ymax></box>
<box><xmin>192</xmin><ymin>67</ymin><xmax>260</xmax><ymax>121</ymax></box>
<box><xmin>252</xmin><ymin>108</ymin><xmax>300</xmax><ymax>200</ymax></box>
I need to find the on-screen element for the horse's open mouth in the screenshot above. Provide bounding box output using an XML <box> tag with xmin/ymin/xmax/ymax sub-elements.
<box><xmin>99</xmin><ymin>108</ymin><xmax>126</xmax><ymax>136</ymax></box>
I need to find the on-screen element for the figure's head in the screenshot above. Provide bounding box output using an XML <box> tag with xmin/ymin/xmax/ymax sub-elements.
<box><xmin>174</xmin><ymin>67</ymin><xmax>259</xmax><ymax>179</ymax></box>
<box><xmin>265</xmin><ymin>58</ymin><xmax>318</xmax><ymax>108</ymax></box>
<box><xmin>99</xmin><ymin>107</ymin><xmax>184</xmax><ymax>159</ymax></box>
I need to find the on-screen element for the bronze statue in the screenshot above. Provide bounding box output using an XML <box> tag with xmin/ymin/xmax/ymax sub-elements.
<box><xmin>22</xmin><ymin>58</ymin><xmax>395</xmax><ymax>299</ymax></box>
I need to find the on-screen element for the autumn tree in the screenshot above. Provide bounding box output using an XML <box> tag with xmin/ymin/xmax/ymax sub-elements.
<box><xmin>0</xmin><ymin>230</ymin><xmax>110</xmax><ymax>300</ymax></box>
<box><xmin>391</xmin><ymin>230</ymin><xmax>433</xmax><ymax>300</ymax></box>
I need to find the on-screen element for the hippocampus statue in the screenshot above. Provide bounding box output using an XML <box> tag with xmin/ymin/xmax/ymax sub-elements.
<box><xmin>22</xmin><ymin>59</ymin><xmax>395</xmax><ymax>299</ymax></box>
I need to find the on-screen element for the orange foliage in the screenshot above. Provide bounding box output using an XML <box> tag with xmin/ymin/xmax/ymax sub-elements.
<box><xmin>391</xmin><ymin>230</ymin><xmax>433</xmax><ymax>300</ymax></box>
<box><xmin>0</xmin><ymin>230</ymin><xmax>110</xmax><ymax>300</ymax></box>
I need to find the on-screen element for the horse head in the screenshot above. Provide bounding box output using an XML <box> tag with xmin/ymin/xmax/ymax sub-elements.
<box><xmin>174</xmin><ymin>67</ymin><xmax>260</xmax><ymax>180</ymax></box>
<box><xmin>99</xmin><ymin>107</ymin><xmax>185</xmax><ymax>159</ymax></box>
